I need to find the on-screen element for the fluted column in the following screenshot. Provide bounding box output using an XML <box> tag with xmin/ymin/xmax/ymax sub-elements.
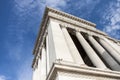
<box><xmin>61</xmin><ymin>27</ymin><xmax>85</xmax><ymax>65</ymax></box>
<box><xmin>75</xmin><ymin>32</ymin><xmax>107</xmax><ymax>69</ymax></box>
<box><xmin>98</xmin><ymin>38</ymin><xmax>120</xmax><ymax>64</ymax></box>
<box><xmin>88</xmin><ymin>35</ymin><xmax>120</xmax><ymax>71</ymax></box>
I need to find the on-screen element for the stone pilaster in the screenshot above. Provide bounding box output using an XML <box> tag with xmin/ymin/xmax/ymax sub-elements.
<box><xmin>48</xmin><ymin>20</ymin><xmax>74</xmax><ymax>68</ymax></box>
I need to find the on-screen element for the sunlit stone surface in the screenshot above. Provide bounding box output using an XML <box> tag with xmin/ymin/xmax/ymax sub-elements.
<box><xmin>32</xmin><ymin>7</ymin><xmax>120</xmax><ymax>80</ymax></box>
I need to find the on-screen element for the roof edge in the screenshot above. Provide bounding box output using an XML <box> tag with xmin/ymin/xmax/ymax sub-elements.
<box><xmin>33</xmin><ymin>6</ymin><xmax>96</xmax><ymax>55</ymax></box>
<box><xmin>46</xmin><ymin>6</ymin><xmax>96</xmax><ymax>27</ymax></box>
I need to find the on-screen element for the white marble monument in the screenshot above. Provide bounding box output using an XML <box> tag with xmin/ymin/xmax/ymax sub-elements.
<box><xmin>32</xmin><ymin>7</ymin><xmax>120</xmax><ymax>80</ymax></box>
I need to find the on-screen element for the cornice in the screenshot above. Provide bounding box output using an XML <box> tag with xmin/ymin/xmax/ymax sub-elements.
<box><xmin>33</xmin><ymin>6</ymin><xmax>97</xmax><ymax>55</ymax></box>
<box><xmin>46</xmin><ymin>7</ymin><xmax>96</xmax><ymax>27</ymax></box>
<box><xmin>33</xmin><ymin>8</ymin><xmax>49</xmax><ymax>55</ymax></box>
<box><xmin>32</xmin><ymin>6</ymin><xmax>119</xmax><ymax>56</ymax></box>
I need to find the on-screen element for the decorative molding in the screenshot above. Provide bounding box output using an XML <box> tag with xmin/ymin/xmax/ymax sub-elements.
<box><xmin>47</xmin><ymin>7</ymin><xmax>96</xmax><ymax>27</ymax></box>
<box><xmin>33</xmin><ymin>6</ymin><xmax>97</xmax><ymax>56</ymax></box>
<box><xmin>32</xmin><ymin>6</ymin><xmax>120</xmax><ymax>70</ymax></box>
<box><xmin>47</xmin><ymin>62</ymin><xmax>120</xmax><ymax>80</ymax></box>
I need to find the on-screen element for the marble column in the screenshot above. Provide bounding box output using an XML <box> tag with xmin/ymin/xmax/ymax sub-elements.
<box><xmin>88</xmin><ymin>35</ymin><xmax>120</xmax><ymax>71</ymax></box>
<box><xmin>32</xmin><ymin>66</ymin><xmax>38</xmax><ymax>80</ymax></box>
<box><xmin>104</xmin><ymin>38</ymin><xmax>120</xmax><ymax>54</ymax></box>
<box><xmin>37</xmin><ymin>58</ymin><xmax>41</xmax><ymax>80</ymax></box>
<box><xmin>32</xmin><ymin>59</ymin><xmax>41</xmax><ymax>80</ymax></box>
<box><xmin>41</xmin><ymin>46</ymin><xmax>47</xmax><ymax>80</ymax></box>
<box><xmin>75</xmin><ymin>32</ymin><xmax>107</xmax><ymax>69</ymax></box>
<box><xmin>61</xmin><ymin>27</ymin><xmax>85</xmax><ymax>65</ymax></box>
<box><xmin>98</xmin><ymin>38</ymin><xmax>120</xmax><ymax>64</ymax></box>
<box><xmin>46</xmin><ymin>35</ymin><xmax>50</xmax><ymax>74</ymax></box>
<box><xmin>32</xmin><ymin>50</ymin><xmax>41</xmax><ymax>80</ymax></box>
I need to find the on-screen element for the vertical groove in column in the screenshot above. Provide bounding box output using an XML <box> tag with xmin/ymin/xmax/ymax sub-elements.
<box><xmin>98</xmin><ymin>38</ymin><xmax>120</xmax><ymax>64</ymax></box>
<box><xmin>88</xmin><ymin>35</ymin><xmax>120</xmax><ymax>71</ymax></box>
<box><xmin>61</xmin><ymin>27</ymin><xmax>85</xmax><ymax>65</ymax></box>
<box><xmin>75</xmin><ymin>32</ymin><xmax>107</xmax><ymax>69</ymax></box>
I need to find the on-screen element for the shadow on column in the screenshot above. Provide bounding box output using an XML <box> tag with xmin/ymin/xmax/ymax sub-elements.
<box><xmin>68</xmin><ymin>31</ymin><xmax>95</xmax><ymax>67</ymax></box>
<box><xmin>91</xmin><ymin>36</ymin><xmax>120</xmax><ymax>71</ymax></box>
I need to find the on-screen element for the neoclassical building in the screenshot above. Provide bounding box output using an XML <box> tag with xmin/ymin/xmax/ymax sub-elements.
<box><xmin>32</xmin><ymin>7</ymin><xmax>120</xmax><ymax>80</ymax></box>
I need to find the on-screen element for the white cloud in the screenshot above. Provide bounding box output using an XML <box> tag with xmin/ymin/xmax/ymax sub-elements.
<box><xmin>9</xmin><ymin>0</ymin><xmax>101</xmax><ymax>40</ymax></box>
<box><xmin>5</xmin><ymin>0</ymin><xmax>102</xmax><ymax>69</ymax></box>
<box><xmin>62</xmin><ymin>0</ymin><xmax>100</xmax><ymax>18</ymax></box>
<box><xmin>79</xmin><ymin>0</ymin><xmax>100</xmax><ymax>14</ymax></box>
<box><xmin>102</xmin><ymin>0</ymin><xmax>120</xmax><ymax>39</ymax></box>
<box><xmin>17</xmin><ymin>58</ymin><xmax>32</xmax><ymax>80</ymax></box>
<box><xmin>5</xmin><ymin>40</ymin><xmax>23</xmax><ymax>60</ymax></box>
<box><xmin>0</xmin><ymin>75</ymin><xmax>7</xmax><ymax>80</ymax></box>
<box><xmin>42</xmin><ymin>0</ymin><xmax>67</xmax><ymax>7</ymax></box>
<box><xmin>5</xmin><ymin>0</ymin><xmax>103</xmax><ymax>80</ymax></box>
<box><xmin>45</xmin><ymin>0</ymin><xmax>67</xmax><ymax>9</ymax></box>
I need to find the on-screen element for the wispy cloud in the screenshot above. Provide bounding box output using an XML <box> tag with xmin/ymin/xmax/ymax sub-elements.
<box><xmin>101</xmin><ymin>0</ymin><xmax>120</xmax><ymax>39</ymax></box>
<box><xmin>38</xmin><ymin>0</ymin><xmax>100</xmax><ymax>17</ymax></box>
<box><xmin>17</xmin><ymin>58</ymin><xmax>32</xmax><ymax>80</ymax></box>
<box><xmin>4</xmin><ymin>0</ymin><xmax>104</xmax><ymax>80</ymax></box>
<box><xmin>0</xmin><ymin>75</ymin><xmax>7</xmax><ymax>80</ymax></box>
<box><xmin>6</xmin><ymin>0</ymin><xmax>39</xmax><ymax>60</ymax></box>
<box><xmin>39</xmin><ymin>0</ymin><xmax>67</xmax><ymax>8</ymax></box>
<box><xmin>60</xmin><ymin>0</ymin><xmax>100</xmax><ymax>19</ymax></box>
<box><xmin>5</xmin><ymin>0</ymin><xmax>66</xmax><ymax>61</ymax></box>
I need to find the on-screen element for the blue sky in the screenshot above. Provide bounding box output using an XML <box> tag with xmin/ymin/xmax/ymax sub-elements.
<box><xmin>0</xmin><ymin>0</ymin><xmax>120</xmax><ymax>80</ymax></box>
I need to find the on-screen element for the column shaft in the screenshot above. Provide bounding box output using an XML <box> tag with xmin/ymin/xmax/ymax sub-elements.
<box><xmin>32</xmin><ymin>58</ymin><xmax>41</xmax><ymax>80</ymax></box>
<box><xmin>98</xmin><ymin>38</ymin><xmax>120</xmax><ymax>64</ymax></box>
<box><xmin>41</xmin><ymin>46</ymin><xmax>47</xmax><ymax>80</ymax></box>
<box><xmin>75</xmin><ymin>32</ymin><xmax>107</xmax><ymax>69</ymax></box>
<box><xmin>62</xmin><ymin>27</ymin><xmax>85</xmax><ymax>65</ymax></box>
<box><xmin>104</xmin><ymin>38</ymin><xmax>120</xmax><ymax>54</ymax></box>
<box><xmin>32</xmin><ymin>49</ymin><xmax>41</xmax><ymax>80</ymax></box>
<box><xmin>46</xmin><ymin>35</ymin><xmax>50</xmax><ymax>74</ymax></box>
<box><xmin>88</xmin><ymin>36</ymin><xmax>120</xmax><ymax>71</ymax></box>
<box><xmin>37</xmin><ymin>58</ymin><xmax>41</xmax><ymax>80</ymax></box>
<box><xmin>32</xmin><ymin>67</ymin><xmax>37</xmax><ymax>80</ymax></box>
